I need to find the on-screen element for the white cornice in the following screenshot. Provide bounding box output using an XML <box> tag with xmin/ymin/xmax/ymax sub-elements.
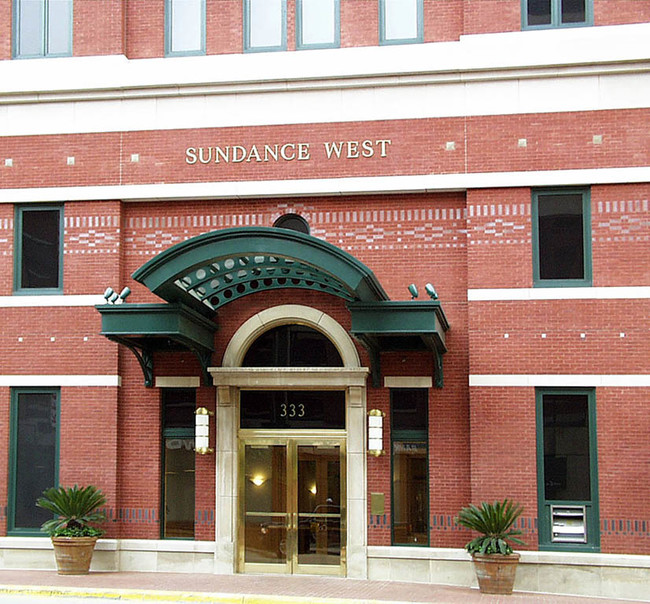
<box><xmin>469</xmin><ymin>375</ymin><xmax>650</xmax><ymax>387</ymax></box>
<box><xmin>1</xmin><ymin>24</ymin><xmax>649</xmax><ymax>101</ymax></box>
<box><xmin>0</xmin><ymin>24</ymin><xmax>648</xmax><ymax>136</ymax></box>
<box><xmin>468</xmin><ymin>287</ymin><xmax>650</xmax><ymax>301</ymax></box>
<box><xmin>0</xmin><ymin>167</ymin><xmax>647</xmax><ymax>204</ymax></box>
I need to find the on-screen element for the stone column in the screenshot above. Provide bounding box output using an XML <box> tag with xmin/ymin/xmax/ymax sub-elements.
<box><xmin>346</xmin><ymin>385</ymin><xmax>368</xmax><ymax>579</ymax></box>
<box><xmin>214</xmin><ymin>385</ymin><xmax>237</xmax><ymax>574</ymax></box>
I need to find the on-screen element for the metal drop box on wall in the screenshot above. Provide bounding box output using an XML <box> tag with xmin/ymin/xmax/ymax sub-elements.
<box><xmin>551</xmin><ymin>505</ymin><xmax>587</xmax><ymax>543</ymax></box>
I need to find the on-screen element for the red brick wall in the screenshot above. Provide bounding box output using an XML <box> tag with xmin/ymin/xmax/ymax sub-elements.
<box><xmin>594</xmin><ymin>0</ymin><xmax>650</xmax><ymax>26</ymax></box>
<box><xmin>464</xmin><ymin>0</ymin><xmax>521</xmax><ymax>35</ymax></box>
<box><xmin>425</xmin><ymin>0</ymin><xmax>464</xmax><ymax>42</ymax></box>
<box><xmin>341</xmin><ymin>0</ymin><xmax>379</xmax><ymax>47</ymax></box>
<box><xmin>3</xmin><ymin>111</ymin><xmax>646</xmax><ymax>191</ymax></box>
<box><xmin>468</xmin><ymin>387</ymin><xmax>540</xmax><ymax>548</ymax></box>
<box><xmin>126</xmin><ymin>0</ymin><xmax>164</xmax><ymax>59</ymax></box>
<box><xmin>0</xmin><ymin>0</ymin><xmax>11</xmax><ymax>60</ymax></box>
<box><xmin>116</xmin><ymin>357</ymin><xmax>160</xmax><ymax>538</ymax></box>
<box><xmin>75</xmin><ymin>0</ymin><xmax>125</xmax><ymax>56</ymax></box>
<box><xmin>469</xmin><ymin>299</ymin><xmax>648</xmax><ymax>375</ymax></box>
<box><xmin>207</xmin><ymin>0</ymin><xmax>241</xmax><ymax>55</ymax></box>
<box><xmin>593</xmin><ymin>184</ymin><xmax>650</xmax><ymax>287</ymax></box>
<box><xmin>59</xmin><ymin>387</ymin><xmax>119</xmax><ymax>537</ymax></box>
<box><xmin>598</xmin><ymin>388</ymin><xmax>650</xmax><ymax>554</ymax></box>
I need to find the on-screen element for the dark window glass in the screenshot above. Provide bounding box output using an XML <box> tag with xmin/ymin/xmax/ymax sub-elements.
<box><xmin>13</xmin><ymin>390</ymin><xmax>57</xmax><ymax>530</ymax></box>
<box><xmin>161</xmin><ymin>388</ymin><xmax>195</xmax><ymax>539</ymax></box>
<box><xmin>527</xmin><ymin>0</ymin><xmax>552</xmax><ymax>25</ymax></box>
<box><xmin>162</xmin><ymin>388</ymin><xmax>196</xmax><ymax>429</ymax></box>
<box><xmin>392</xmin><ymin>441</ymin><xmax>428</xmax><ymax>545</ymax></box>
<box><xmin>543</xmin><ymin>394</ymin><xmax>590</xmax><ymax>501</ymax></box>
<box><xmin>163</xmin><ymin>437</ymin><xmax>195</xmax><ymax>538</ymax></box>
<box><xmin>391</xmin><ymin>388</ymin><xmax>428</xmax><ymax>432</ymax></box>
<box><xmin>561</xmin><ymin>0</ymin><xmax>586</xmax><ymax>23</ymax></box>
<box><xmin>273</xmin><ymin>213</ymin><xmax>310</xmax><ymax>234</ymax></box>
<box><xmin>537</xmin><ymin>193</ymin><xmax>585</xmax><ymax>281</ymax></box>
<box><xmin>243</xmin><ymin>325</ymin><xmax>343</xmax><ymax>367</ymax></box>
<box><xmin>240</xmin><ymin>390</ymin><xmax>346</xmax><ymax>430</ymax></box>
<box><xmin>19</xmin><ymin>208</ymin><xmax>61</xmax><ymax>290</ymax></box>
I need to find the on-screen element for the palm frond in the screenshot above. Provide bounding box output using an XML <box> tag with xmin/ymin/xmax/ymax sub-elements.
<box><xmin>455</xmin><ymin>499</ymin><xmax>525</xmax><ymax>555</ymax></box>
<box><xmin>36</xmin><ymin>485</ymin><xmax>106</xmax><ymax>536</ymax></box>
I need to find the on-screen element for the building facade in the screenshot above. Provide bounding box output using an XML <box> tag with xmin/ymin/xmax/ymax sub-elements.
<box><xmin>0</xmin><ymin>0</ymin><xmax>649</xmax><ymax>599</ymax></box>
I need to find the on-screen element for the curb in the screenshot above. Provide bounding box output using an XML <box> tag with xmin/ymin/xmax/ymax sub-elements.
<box><xmin>0</xmin><ymin>585</ymin><xmax>406</xmax><ymax>604</ymax></box>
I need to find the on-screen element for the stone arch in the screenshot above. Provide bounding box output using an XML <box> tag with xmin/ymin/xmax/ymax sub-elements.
<box><xmin>221</xmin><ymin>304</ymin><xmax>361</xmax><ymax>368</ymax></box>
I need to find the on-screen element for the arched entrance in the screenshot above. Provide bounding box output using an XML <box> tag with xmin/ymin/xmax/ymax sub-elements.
<box><xmin>96</xmin><ymin>227</ymin><xmax>448</xmax><ymax>579</ymax></box>
<box><xmin>210</xmin><ymin>305</ymin><xmax>369</xmax><ymax>578</ymax></box>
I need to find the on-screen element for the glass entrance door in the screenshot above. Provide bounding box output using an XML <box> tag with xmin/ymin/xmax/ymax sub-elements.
<box><xmin>239</xmin><ymin>438</ymin><xmax>345</xmax><ymax>575</ymax></box>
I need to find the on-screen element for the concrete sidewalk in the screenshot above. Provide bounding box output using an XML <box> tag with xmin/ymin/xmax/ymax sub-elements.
<box><xmin>0</xmin><ymin>570</ymin><xmax>638</xmax><ymax>604</ymax></box>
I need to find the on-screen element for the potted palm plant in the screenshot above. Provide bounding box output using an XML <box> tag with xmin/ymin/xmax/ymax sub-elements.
<box><xmin>455</xmin><ymin>499</ymin><xmax>525</xmax><ymax>595</ymax></box>
<box><xmin>36</xmin><ymin>484</ymin><xmax>106</xmax><ymax>575</ymax></box>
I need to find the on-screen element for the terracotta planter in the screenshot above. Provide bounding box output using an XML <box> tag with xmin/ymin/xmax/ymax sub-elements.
<box><xmin>51</xmin><ymin>536</ymin><xmax>98</xmax><ymax>575</ymax></box>
<box><xmin>471</xmin><ymin>552</ymin><xmax>520</xmax><ymax>595</ymax></box>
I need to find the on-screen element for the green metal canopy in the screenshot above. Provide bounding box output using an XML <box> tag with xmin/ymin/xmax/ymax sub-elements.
<box><xmin>98</xmin><ymin>303</ymin><xmax>217</xmax><ymax>387</ymax></box>
<box><xmin>132</xmin><ymin>227</ymin><xmax>389</xmax><ymax>316</ymax></box>
<box><xmin>97</xmin><ymin>227</ymin><xmax>449</xmax><ymax>388</ymax></box>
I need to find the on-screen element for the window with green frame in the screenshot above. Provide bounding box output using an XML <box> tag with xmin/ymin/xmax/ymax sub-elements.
<box><xmin>522</xmin><ymin>0</ymin><xmax>593</xmax><ymax>30</ymax></box>
<box><xmin>13</xmin><ymin>0</ymin><xmax>73</xmax><ymax>58</ymax></box>
<box><xmin>165</xmin><ymin>0</ymin><xmax>205</xmax><ymax>56</ymax></box>
<box><xmin>536</xmin><ymin>388</ymin><xmax>600</xmax><ymax>551</ymax></box>
<box><xmin>161</xmin><ymin>388</ymin><xmax>196</xmax><ymax>539</ymax></box>
<box><xmin>391</xmin><ymin>388</ymin><xmax>429</xmax><ymax>546</ymax></box>
<box><xmin>379</xmin><ymin>0</ymin><xmax>423</xmax><ymax>46</ymax></box>
<box><xmin>244</xmin><ymin>0</ymin><xmax>287</xmax><ymax>52</ymax></box>
<box><xmin>14</xmin><ymin>204</ymin><xmax>64</xmax><ymax>294</ymax></box>
<box><xmin>8</xmin><ymin>388</ymin><xmax>59</xmax><ymax>536</ymax></box>
<box><xmin>532</xmin><ymin>188</ymin><xmax>592</xmax><ymax>287</ymax></box>
<box><xmin>296</xmin><ymin>0</ymin><xmax>340</xmax><ymax>50</ymax></box>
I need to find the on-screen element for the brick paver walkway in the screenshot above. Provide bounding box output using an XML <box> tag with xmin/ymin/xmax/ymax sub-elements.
<box><xmin>0</xmin><ymin>570</ymin><xmax>636</xmax><ymax>603</ymax></box>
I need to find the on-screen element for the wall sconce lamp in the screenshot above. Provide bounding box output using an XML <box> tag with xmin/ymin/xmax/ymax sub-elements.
<box><xmin>249</xmin><ymin>475</ymin><xmax>266</xmax><ymax>487</ymax></box>
<box><xmin>367</xmin><ymin>409</ymin><xmax>385</xmax><ymax>457</ymax></box>
<box><xmin>195</xmin><ymin>407</ymin><xmax>214</xmax><ymax>454</ymax></box>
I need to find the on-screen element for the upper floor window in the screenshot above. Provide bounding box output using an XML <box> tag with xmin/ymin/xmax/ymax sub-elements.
<box><xmin>244</xmin><ymin>0</ymin><xmax>287</xmax><ymax>52</ymax></box>
<box><xmin>532</xmin><ymin>188</ymin><xmax>592</xmax><ymax>287</ymax></box>
<box><xmin>13</xmin><ymin>0</ymin><xmax>73</xmax><ymax>58</ymax></box>
<box><xmin>165</xmin><ymin>0</ymin><xmax>205</xmax><ymax>56</ymax></box>
<box><xmin>523</xmin><ymin>0</ymin><xmax>593</xmax><ymax>29</ymax></box>
<box><xmin>379</xmin><ymin>0</ymin><xmax>423</xmax><ymax>46</ymax></box>
<box><xmin>296</xmin><ymin>0</ymin><xmax>340</xmax><ymax>50</ymax></box>
<box><xmin>14</xmin><ymin>205</ymin><xmax>64</xmax><ymax>293</ymax></box>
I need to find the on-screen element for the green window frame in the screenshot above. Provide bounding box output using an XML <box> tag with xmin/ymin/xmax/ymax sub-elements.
<box><xmin>379</xmin><ymin>0</ymin><xmax>424</xmax><ymax>46</ymax></box>
<box><xmin>161</xmin><ymin>388</ymin><xmax>196</xmax><ymax>539</ymax></box>
<box><xmin>8</xmin><ymin>388</ymin><xmax>60</xmax><ymax>536</ymax></box>
<box><xmin>390</xmin><ymin>388</ymin><xmax>429</xmax><ymax>546</ymax></box>
<box><xmin>296</xmin><ymin>0</ymin><xmax>340</xmax><ymax>50</ymax></box>
<box><xmin>531</xmin><ymin>187</ymin><xmax>592</xmax><ymax>287</ymax></box>
<box><xmin>522</xmin><ymin>0</ymin><xmax>593</xmax><ymax>30</ymax></box>
<box><xmin>14</xmin><ymin>204</ymin><xmax>64</xmax><ymax>294</ymax></box>
<box><xmin>164</xmin><ymin>0</ymin><xmax>206</xmax><ymax>57</ymax></box>
<box><xmin>13</xmin><ymin>0</ymin><xmax>73</xmax><ymax>59</ymax></box>
<box><xmin>244</xmin><ymin>0</ymin><xmax>287</xmax><ymax>53</ymax></box>
<box><xmin>536</xmin><ymin>388</ymin><xmax>600</xmax><ymax>552</ymax></box>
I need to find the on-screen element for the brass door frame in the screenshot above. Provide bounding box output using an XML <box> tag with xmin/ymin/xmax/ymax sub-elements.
<box><xmin>238</xmin><ymin>431</ymin><xmax>347</xmax><ymax>576</ymax></box>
